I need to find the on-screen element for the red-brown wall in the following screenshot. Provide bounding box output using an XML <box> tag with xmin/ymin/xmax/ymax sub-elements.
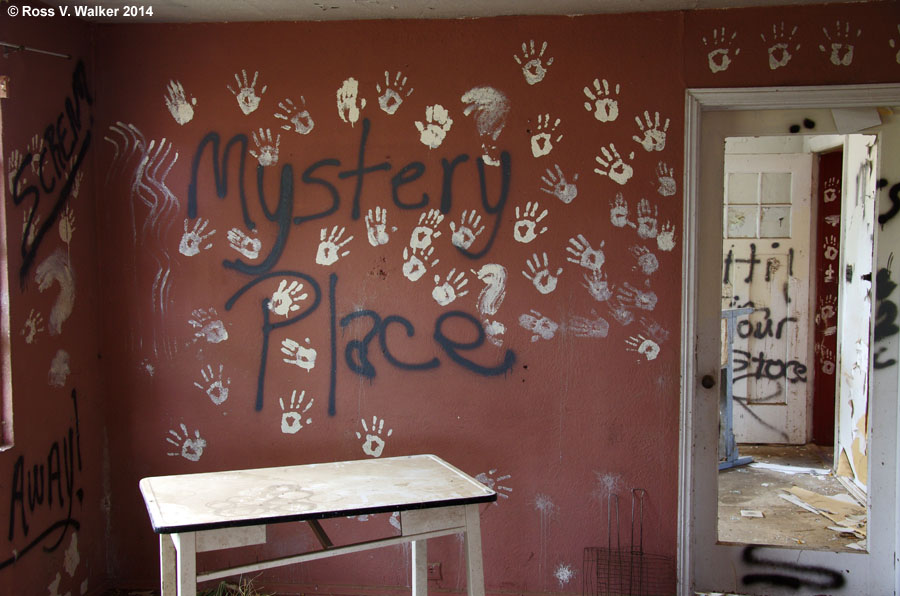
<box><xmin>2</xmin><ymin>1</ymin><xmax>899</xmax><ymax>594</ymax></box>
<box><xmin>0</xmin><ymin>3</ymin><xmax>108</xmax><ymax>595</ymax></box>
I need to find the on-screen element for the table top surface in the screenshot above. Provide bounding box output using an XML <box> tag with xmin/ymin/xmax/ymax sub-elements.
<box><xmin>139</xmin><ymin>454</ymin><xmax>496</xmax><ymax>533</ymax></box>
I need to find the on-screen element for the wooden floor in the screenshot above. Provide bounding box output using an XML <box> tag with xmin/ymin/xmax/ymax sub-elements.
<box><xmin>717</xmin><ymin>443</ymin><xmax>865</xmax><ymax>552</ymax></box>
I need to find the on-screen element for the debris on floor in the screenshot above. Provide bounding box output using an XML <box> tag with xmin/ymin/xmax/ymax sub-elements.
<box><xmin>740</xmin><ymin>509</ymin><xmax>764</xmax><ymax>518</ymax></box>
<box><xmin>749</xmin><ymin>461</ymin><xmax>830</xmax><ymax>476</ymax></box>
<box><xmin>779</xmin><ymin>485</ymin><xmax>867</xmax><ymax>547</ymax></box>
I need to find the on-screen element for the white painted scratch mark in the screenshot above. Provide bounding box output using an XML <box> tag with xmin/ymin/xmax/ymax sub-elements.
<box><xmin>64</xmin><ymin>532</ymin><xmax>79</xmax><ymax>577</ymax></box>
<box><xmin>35</xmin><ymin>249</ymin><xmax>75</xmax><ymax>336</ymax></box>
<box><xmin>554</xmin><ymin>563</ymin><xmax>576</xmax><ymax>587</ymax></box>
<box><xmin>49</xmin><ymin>350</ymin><xmax>70</xmax><ymax>388</ymax></box>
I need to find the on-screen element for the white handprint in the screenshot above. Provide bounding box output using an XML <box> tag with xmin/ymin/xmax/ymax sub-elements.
<box><xmin>632</xmin><ymin>111</ymin><xmax>669</xmax><ymax>152</ymax></box>
<box><xmin>409</xmin><ymin>209</ymin><xmax>443</xmax><ymax>250</ymax></box>
<box><xmin>21</xmin><ymin>309</ymin><xmax>44</xmax><ymax>344</ymax></box>
<box><xmin>193</xmin><ymin>364</ymin><xmax>230</xmax><ymax>405</ymax></box>
<box><xmin>59</xmin><ymin>205</ymin><xmax>75</xmax><ymax>245</ymax></box>
<box><xmin>249</xmin><ymin>128</ymin><xmax>280</xmax><ymax>167</ymax></box>
<box><xmin>819</xmin><ymin>21</ymin><xmax>861</xmax><ymax>66</ymax></box>
<box><xmin>568</xmin><ymin>310</ymin><xmax>610</xmax><ymax>338</ymax></box>
<box><xmin>316</xmin><ymin>226</ymin><xmax>353</xmax><ymax>266</ymax></box>
<box><xmin>483</xmin><ymin>320</ymin><xmax>506</xmax><ymax>347</ymax></box>
<box><xmin>70</xmin><ymin>170</ymin><xmax>84</xmax><ymax>199</ymax></box>
<box><xmin>530</xmin><ymin>114</ymin><xmax>562</xmax><ymax>158</ymax></box>
<box><xmin>702</xmin><ymin>28</ymin><xmax>741</xmax><ymax>73</ymax></box>
<box><xmin>566</xmin><ymin>234</ymin><xmax>605</xmax><ymax>273</ymax></box>
<box><xmin>583</xmin><ymin>78</ymin><xmax>620</xmax><ymax>122</ymax></box>
<box><xmin>625</xmin><ymin>334</ymin><xmax>660</xmax><ymax>361</ymax></box>
<box><xmin>823</xmin><ymin>177</ymin><xmax>839</xmax><ymax>203</ymax></box>
<box><xmin>656</xmin><ymin>162</ymin><xmax>677</xmax><ymax>197</ymax></box>
<box><xmin>518</xmin><ymin>309</ymin><xmax>558</xmax><ymax>342</ymax></box>
<box><xmin>189</xmin><ymin>307</ymin><xmax>228</xmax><ymax>343</ymax></box>
<box><xmin>522</xmin><ymin>252</ymin><xmax>562</xmax><ymax>295</ymax></box>
<box><xmin>761</xmin><ymin>23</ymin><xmax>800</xmax><ymax>70</ymax></box>
<box><xmin>179</xmin><ymin>218</ymin><xmax>216</xmax><ymax>256</ymax></box>
<box><xmin>269</xmin><ymin>279</ymin><xmax>309</xmax><ymax>317</ymax></box>
<box><xmin>402</xmin><ymin>245</ymin><xmax>439</xmax><ymax>282</ymax></box>
<box><xmin>336</xmin><ymin>77</ymin><xmax>366</xmax><ymax>126</ymax></box>
<box><xmin>449</xmin><ymin>209</ymin><xmax>485</xmax><ymax>249</ymax></box>
<box><xmin>513</xmin><ymin>202</ymin><xmax>549</xmax><ymax>243</ymax></box>
<box><xmin>825</xmin><ymin>214</ymin><xmax>840</xmax><ymax>227</ymax></box>
<box><xmin>7</xmin><ymin>149</ymin><xmax>25</xmax><ymax>194</ymax></box>
<box><xmin>432</xmin><ymin>268</ymin><xmax>469</xmax><ymax>306</ymax></box>
<box><xmin>166</xmin><ymin>424</ymin><xmax>206</xmax><ymax>461</ymax></box>
<box><xmin>416</xmin><ymin>104</ymin><xmax>453</xmax><ymax>149</ymax></box>
<box><xmin>657</xmin><ymin>221</ymin><xmax>676</xmax><ymax>252</ymax></box>
<box><xmin>630</xmin><ymin>245</ymin><xmax>659</xmax><ymax>275</ymax></box>
<box><xmin>540</xmin><ymin>164</ymin><xmax>579</xmax><ymax>204</ymax></box>
<box><xmin>608</xmin><ymin>300</ymin><xmax>635</xmax><ymax>326</ymax></box>
<box><xmin>582</xmin><ymin>271</ymin><xmax>612</xmax><ymax>302</ymax></box>
<box><xmin>164</xmin><ymin>79</ymin><xmax>196</xmax><ymax>125</ymax></box>
<box><xmin>594</xmin><ymin>144</ymin><xmax>634</xmax><ymax>185</ymax></box>
<box><xmin>617</xmin><ymin>282</ymin><xmax>658</xmax><ymax>311</ymax></box>
<box><xmin>227</xmin><ymin>69</ymin><xmax>267</xmax><ymax>115</ymax></box>
<box><xmin>226</xmin><ymin>227</ymin><xmax>262</xmax><ymax>259</ymax></box>
<box><xmin>376</xmin><ymin>70</ymin><xmax>414</xmax><ymax>114</ymax></box>
<box><xmin>636</xmin><ymin>199</ymin><xmax>658</xmax><ymax>239</ymax></box>
<box><xmin>365</xmin><ymin>206</ymin><xmax>391</xmax><ymax>246</ymax></box>
<box><xmin>356</xmin><ymin>416</ymin><xmax>393</xmax><ymax>458</ymax></box>
<box><xmin>274</xmin><ymin>97</ymin><xmax>315</xmax><ymax>135</ymax></box>
<box><xmin>823</xmin><ymin>235</ymin><xmax>839</xmax><ymax>260</ymax></box>
<box><xmin>27</xmin><ymin>135</ymin><xmax>44</xmax><ymax>175</ymax></box>
<box><xmin>475</xmin><ymin>469</ymin><xmax>513</xmax><ymax>500</ymax></box>
<box><xmin>280</xmin><ymin>390</ymin><xmax>314</xmax><ymax>434</ymax></box>
<box><xmin>514</xmin><ymin>39</ymin><xmax>554</xmax><ymax>85</ymax></box>
<box><xmin>281</xmin><ymin>337</ymin><xmax>317</xmax><ymax>372</ymax></box>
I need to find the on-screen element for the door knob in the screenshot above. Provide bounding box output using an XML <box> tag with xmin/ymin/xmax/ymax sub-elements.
<box><xmin>701</xmin><ymin>375</ymin><xmax>716</xmax><ymax>389</ymax></box>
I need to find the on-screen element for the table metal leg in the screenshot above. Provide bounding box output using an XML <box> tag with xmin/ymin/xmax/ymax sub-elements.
<box><xmin>412</xmin><ymin>539</ymin><xmax>428</xmax><ymax>596</ymax></box>
<box><xmin>172</xmin><ymin>532</ymin><xmax>197</xmax><ymax>596</ymax></box>
<box><xmin>463</xmin><ymin>504</ymin><xmax>485</xmax><ymax>596</ymax></box>
<box><xmin>160</xmin><ymin>534</ymin><xmax>176</xmax><ymax>596</ymax></box>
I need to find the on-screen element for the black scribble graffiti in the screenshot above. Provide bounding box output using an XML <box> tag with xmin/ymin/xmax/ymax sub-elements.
<box><xmin>11</xmin><ymin>61</ymin><xmax>92</xmax><ymax>288</ymax></box>
<box><xmin>764</xmin><ymin>257</ymin><xmax>779</xmax><ymax>282</ymax></box>
<box><xmin>874</xmin><ymin>257</ymin><xmax>899</xmax><ymax>369</ymax></box>
<box><xmin>788</xmin><ymin>118</ymin><xmax>816</xmax><ymax>134</ymax></box>
<box><xmin>189</xmin><ymin>119</ymin><xmax>516</xmax><ymax>415</ymax></box>
<box><xmin>2</xmin><ymin>390</ymin><xmax>82</xmax><ymax>571</ymax></box>
<box><xmin>733</xmin><ymin>349</ymin><xmax>807</xmax><ymax>384</ymax></box>
<box><xmin>733</xmin><ymin>384</ymin><xmax>790</xmax><ymax>441</ymax></box>
<box><xmin>742</xmin><ymin>546</ymin><xmax>845</xmax><ymax>590</ymax></box>
<box><xmin>736</xmin><ymin>309</ymin><xmax>798</xmax><ymax>340</ymax></box>
<box><xmin>104</xmin><ymin>123</ymin><xmax>181</xmax><ymax>359</ymax></box>
<box><xmin>876</xmin><ymin>178</ymin><xmax>900</xmax><ymax>227</ymax></box>
<box><xmin>722</xmin><ymin>244</ymin><xmax>761</xmax><ymax>284</ymax></box>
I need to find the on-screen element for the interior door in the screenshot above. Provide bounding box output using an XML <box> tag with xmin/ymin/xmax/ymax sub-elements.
<box><xmin>723</xmin><ymin>153</ymin><xmax>813</xmax><ymax>444</ymax></box>
<box><xmin>682</xmin><ymin>90</ymin><xmax>900</xmax><ymax>596</ymax></box>
<box><xmin>834</xmin><ymin>135</ymin><xmax>877</xmax><ymax>493</ymax></box>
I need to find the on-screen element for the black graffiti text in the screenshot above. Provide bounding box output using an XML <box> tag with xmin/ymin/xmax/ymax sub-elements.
<box><xmin>733</xmin><ymin>349</ymin><xmax>807</xmax><ymax>384</ymax></box>
<box><xmin>736</xmin><ymin>308</ymin><xmax>797</xmax><ymax>341</ymax></box>
<box><xmin>874</xmin><ymin>262</ymin><xmax>899</xmax><ymax>369</ymax></box>
<box><xmin>2</xmin><ymin>390</ymin><xmax>83</xmax><ymax>571</ymax></box>
<box><xmin>742</xmin><ymin>546</ymin><xmax>845</xmax><ymax>590</ymax></box>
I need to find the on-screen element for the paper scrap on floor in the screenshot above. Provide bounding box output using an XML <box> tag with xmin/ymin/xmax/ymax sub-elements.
<box><xmin>740</xmin><ymin>509</ymin><xmax>764</xmax><ymax>518</ymax></box>
<box><xmin>780</xmin><ymin>486</ymin><xmax>867</xmax><ymax>541</ymax></box>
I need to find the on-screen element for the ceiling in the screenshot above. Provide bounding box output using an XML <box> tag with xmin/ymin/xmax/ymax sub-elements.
<box><xmin>55</xmin><ymin>0</ymin><xmax>867</xmax><ymax>23</ymax></box>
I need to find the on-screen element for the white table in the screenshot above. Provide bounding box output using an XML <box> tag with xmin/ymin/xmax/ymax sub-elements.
<box><xmin>139</xmin><ymin>454</ymin><xmax>496</xmax><ymax>596</ymax></box>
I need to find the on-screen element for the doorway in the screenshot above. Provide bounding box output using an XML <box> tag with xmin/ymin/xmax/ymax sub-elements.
<box><xmin>678</xmin><ymin>86</ymin><xmax>900</xmax><ymax>595</ymax></box>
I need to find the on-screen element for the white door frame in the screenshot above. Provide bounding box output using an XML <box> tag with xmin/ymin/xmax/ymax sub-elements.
<box><xmin>678</xmin><ymin>84</ymin><xmax>900</xmax><ymax>595</ymax></box>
